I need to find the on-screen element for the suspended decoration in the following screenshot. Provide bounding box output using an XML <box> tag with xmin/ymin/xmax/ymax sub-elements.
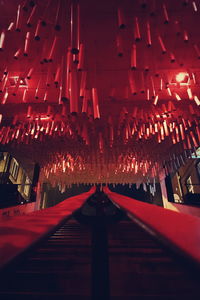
<box><xmin>0</xmin><ymin>0</ymin><xmax>199</xmax><ymax>186</ymax></box>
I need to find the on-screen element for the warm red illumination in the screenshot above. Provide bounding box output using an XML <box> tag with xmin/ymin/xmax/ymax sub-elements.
<box><xmin>176</xmin><ymin>72</ymin><xmax>188</xmax><ymax>83</ymax></box>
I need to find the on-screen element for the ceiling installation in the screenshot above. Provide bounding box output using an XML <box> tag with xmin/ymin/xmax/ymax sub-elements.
<box><xmin>0</xmin><ymin>0</ymin><xmax>199</xmax><ymax>185</ymax></box>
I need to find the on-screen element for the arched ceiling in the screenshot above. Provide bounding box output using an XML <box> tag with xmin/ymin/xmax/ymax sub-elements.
<box><xmin>0</xmin><ymin>0</ymin><xmax>200</xmax><ymax>185</ymax></box>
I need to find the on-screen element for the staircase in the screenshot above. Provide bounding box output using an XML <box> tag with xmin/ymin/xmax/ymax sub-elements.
<box><xmin>0</xmin><ymin>218</ymin><xmax>92</xmax><ymax>299</ymax></box>
<box><xmin>0</xmin><ymin>215</ymin><xmax>200</xmax><ymax>299</ymax></box>
<box><xmin>108</xmin><ymin>220</ymin><xmax>200</xmax><ymax>299</ymax></box>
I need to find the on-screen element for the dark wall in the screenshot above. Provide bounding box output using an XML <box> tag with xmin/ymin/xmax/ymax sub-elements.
<box><xmin>43</xmin><ymin>184</ymin><xmax>92</xmax><ymax>208</ymax></box>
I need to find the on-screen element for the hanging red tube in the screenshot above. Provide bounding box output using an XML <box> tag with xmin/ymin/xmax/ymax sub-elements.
<box><xmin>140</xmin><ymin>71</ymin><xmax>145</xmax><ymax>93</ymax></box>
<box><xmin>184</xmin><ymin>30</ymin><xmax>189</xmax><ymax>42</ymax></box>
<box><xmin>163</xmin><ymin>120</ymin><xmax>169</xmax><ymax>136</ymax></box>
<box><xmin>153</xmin><ymin>95</ymin><xmax>159</xmax><ymax>105</ymax></box>
<box><xmin>179</xmin><ymin>124</ymin><xmax>185</xmax><ymax>140</ymax></box>
<box><xmin>82</xmin><ymin>89</ymin><xmax>90</xmax><ymax>113</ymax></box>
<box><xmin>117</xmin><ymin>8</ymin><xmax>125</xmax><ymax>29</ymax></box>
<box><xmin>54</xmin><ymin>65</ymin><xmax>61</xmax><ymax>84</ymax></box>
<box><xmin>92</xmin><ymin>88</ymin><xmax>100</xmax><ymax>119</ymax></box>
<box><xmin>2</xmin><ymin>89</ymin><xmax>8</xmax><ymax>104</ymax></box>
<box><xmin>7</xmin><ymin>22</ymin><xmax>14</xmax><ymax>31</ymax></box>
<box><xmin>14</xmin><ymin>48</ymin><xmax>21</xmax><ymax>59</ymax></box>
<box><xmin>70</xmin><ymin>2</ymin><xmax>80</xmax><ymax>54</ymax></box>
<box><xmin>187</xmin><ymin>87</ymin><xmax>193</xmax><ymax>100</ymax></box>
<box><xmin>190</xmin><ymin>131</ymin><xmax>198</xmax><ymax>147</ymax></box>
<box><xmin>35</xmin><ymin>78</ymin><xmax>41</xmax><ymax>99</ymax></box>
<box><xmin>78</xmin><ymin>43</ymin><xmax>84</xmax><ymax>70</ymax></box>
<box><xmin>24</xmin><ymin>32</ymin><xmax>30</xmax><ymax>56</ymax></box>
<box><xmin>131</xmin><ymin>44</ymin><xmax>136</xmax><ymax>70</ymax></box>
<box><xmin>174</xmin><ymin>20</ymin><xmax>181</xmax><ymax>36</ymax></box>
<box><xmin>99</xmin><ymin>132</ymin><xmax>104</xmax><ymax>153</ymax></box>
<box><xmin>58</xmin><ymin>85</ymin><xmax>62</xmax><ymax>104</ymax></box>
<box><xmin>158</xmin><ymin>35</ymin><xmax>166</xmax><ymax>54</ymax></box>
<box><xmin>194</xmin><ymin>44</ymin><xmax>200</xmax><ymax>59</ymax></box>
<box><xmin>194</xmin><ymin>95</ymin><xmax>200</xmax><ymax>106</ymax></box>
<box><xmin>15</xmin><ymin>4</ymin><xmax>21</xmax><ymax>31</ymax></box>
<box><xmin>146</xmin><ymin>21</ymin><xmax>151</xmax><ymax>47</ymax></box>
<box><xmin>34</xmin><ymin>20</ymin><xmax>41</xmax><ymax>40</ymax></box>
<box><xmin>54</xmin><ymin>0</ymin><xmax>61</xmax><ymax>30</ymax></box>
<box><xmin>170</xmin><ymin>52</ymin><xmax>175</xmax><ymax>63</ymax></box>
<box><xmin>116</xmin><ymin>33</ymin><xmax>123</xmax><ymax>57</ymax></box>
<box><xmin>151</xmin><ymin>76</ymin><xmax>156</xmax><ymax>97</ymax></box>
<box><xmin>163</xmin><ymin>3</ymin><xmax>169</xmax><ymax>24</ymax></box>
<box><xmin>129</xmin><ymin>71</ymin><xmax>137</xmax><ymax>95</ymax></box>
<box><xmin>0</xmin><ymin>73</ymin><xmax>8</xmax><ymax>92</ymax></box>
<box><xmin>175</xmin><ymin>93</ymin><xmax>181</xmax><ymax>101</ymax></box>
<box><xmin>0</xmin><ymin>31</ymin><xmax>5</xmax><ymax>50</ymax></box>
<box><xmin>27</xmin><ymin>5</ymin><xmax>37</xmax><ymax>27</ymax></box>
<box><xmin>134</xmin><ymin>17</ymin><xmax>141</xmax><ymax>42</ymax></box>
<box><xmin>70</xmin><ymin>68</ymin><xmax>79</xmax><ymax>114</ymax></box>
<box><xmin>27</xmin><ymin>105</ymin><xmax>32</xmax><ymax>118</ymax></box>
<box><xmin>80</xmin><ymin>71</ymin><xmax>87</xmax><ymax>97</ymax></box>
<box><xmin>27</xmin><ymin>67</ymin><xmax>34</xmax><ymax>79</ymax></box>
<box><xmin>48</xmin><ymin>36</ymin><xmax>58</xmax><ymax>62</ymax></box>
<box><xmin>22</xmin><ymin>88</ymin><xmax>28</xmax><ymax>102</ymax></box>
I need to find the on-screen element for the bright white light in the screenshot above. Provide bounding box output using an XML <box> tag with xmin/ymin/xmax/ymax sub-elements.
<box><xmin>176</xmin><ymin>72</ymin><xmax>188</xmax><ymax>83</ymax></box>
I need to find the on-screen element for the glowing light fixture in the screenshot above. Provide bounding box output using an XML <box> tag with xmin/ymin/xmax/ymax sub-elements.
<box><xmin>176</xmin><ymin>72</ymin><xmax>188</xmax><ymax>83</ymax></box>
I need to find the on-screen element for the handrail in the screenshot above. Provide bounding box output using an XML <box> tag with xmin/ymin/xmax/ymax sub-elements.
<box><xmin>0</xmin><ymin>186</ymin><xmax>96</xmax><ymax>269</ymax></box>
<box><xmin>103</xmin><ymin>186</ymin><xmax>200</xmax><ymax>266</ymax></box>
